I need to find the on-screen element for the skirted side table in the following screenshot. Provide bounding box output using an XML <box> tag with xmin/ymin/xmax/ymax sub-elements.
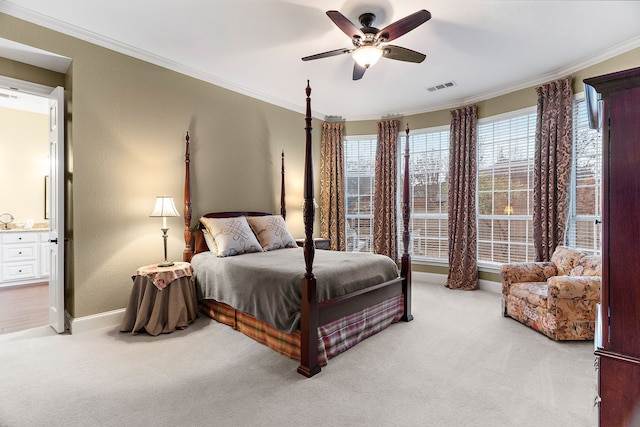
<box><xmin>120</xmin><ymin>261</ymin><xmax>198</xmax><ymax>336</ymax></box>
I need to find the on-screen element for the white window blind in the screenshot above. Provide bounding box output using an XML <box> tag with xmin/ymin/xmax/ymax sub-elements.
<box><xmin>567</xmin><ymin>97</ymin><xmax>602</xmax><ymax>254</ymax></box>
<box><xmin>400</xmin><ymin>128</ymin><xmax>450</xmax><ymax>260</ymax></box>
<box><xmin>477</xmin><ymin>110</ymin><xmax>536</xmax><ymax>264</ymax></box>
<box><xmin>344</xmin><ymin>136</ymin><xmax>376</xmax><ymax>252</ymax></box>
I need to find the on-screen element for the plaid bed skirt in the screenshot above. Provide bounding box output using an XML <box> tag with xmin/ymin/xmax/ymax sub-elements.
<box><xmin>199</xmin><ymin>294</ymin><xmax>404</xmax><ymax>366</ymax></box>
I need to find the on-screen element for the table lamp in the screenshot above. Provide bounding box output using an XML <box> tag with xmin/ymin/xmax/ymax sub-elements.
<box><xmin>150</xmin><ymin>196</ymin><xmax>180</xmax><ymax>267</ymax></box>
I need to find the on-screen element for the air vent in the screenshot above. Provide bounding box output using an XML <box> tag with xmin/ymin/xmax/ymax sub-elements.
<box><xmin>426</xmin><ymin>81</ymin><xmax>456</xmax><ymax>92</ymax></box>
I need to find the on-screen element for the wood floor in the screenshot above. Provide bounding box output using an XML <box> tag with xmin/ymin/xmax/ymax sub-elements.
<box><xmin>0</xmin><ymin>282</ymin><xmax>48</xmax><ymax>335</ymax></box>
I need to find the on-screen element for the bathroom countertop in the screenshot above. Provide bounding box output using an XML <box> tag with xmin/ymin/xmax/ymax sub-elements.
<box><xmin>0</xmin><ymin>227</ymin><xmax>49</xmax><ymax>233</ymax></box>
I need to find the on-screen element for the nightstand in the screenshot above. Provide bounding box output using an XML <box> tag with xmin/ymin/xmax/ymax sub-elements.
<box><xmin>296</xmin><ymin>238</ymin><xmax>331</xmax><ymax>250</ymax></box>
<box><xmin>120</xmin><ymin>261</ymin><xmax>198</xmax><ymax>336</ymax></box>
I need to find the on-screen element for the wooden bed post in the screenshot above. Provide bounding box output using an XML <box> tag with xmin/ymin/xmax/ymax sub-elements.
<box><xmin>298</xmin><ymin>81</ymin><xmax>321</xmax><ymax>378</ymax></box>
<box><xmin>183</xmin><ymin>131</ymin><xmax>193</xmax><ymax>262</ymax></box>
<box><xmin>281</xmin><ymin>150</ymin><xmax>286</xmax><ymax>220</ymax></box>
<box><xmin>401</xmin><ymin>124</ymin><xmax>413</xmax><ymax>322</ymax></box>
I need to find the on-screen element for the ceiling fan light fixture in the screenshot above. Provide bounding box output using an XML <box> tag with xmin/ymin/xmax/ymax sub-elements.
<box><xmin>304</xmin><ymin>9</ymin><xmax>431</xmax><ymax>79</ymax></box>
<box><xmin>352</xmin><ymin>45</ymin><xmax>383</xmax><ymax>68</ymax></box>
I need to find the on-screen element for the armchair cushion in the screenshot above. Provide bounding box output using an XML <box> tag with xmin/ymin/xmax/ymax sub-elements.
<box><xmin>509</xmin><ymin>282</ymin><xmax>549</xmax><ymax>309</ymax></box>
<box><xmin>500</xmin><ymin>262</ymin><xmax>557</xmax><ymax>296</ymax></box>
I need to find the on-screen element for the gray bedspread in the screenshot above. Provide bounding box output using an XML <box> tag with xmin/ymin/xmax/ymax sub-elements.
<box><xmin>191</xmin><ymin>247</ymin><xmax>399</xmax><ymax>333</ymax></box>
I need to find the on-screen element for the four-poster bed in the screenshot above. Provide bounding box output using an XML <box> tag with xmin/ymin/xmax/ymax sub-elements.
<box><xmin>182</xmin><ymin>82</ymin><xmax>413</xmax><ymax>377</ymax></box>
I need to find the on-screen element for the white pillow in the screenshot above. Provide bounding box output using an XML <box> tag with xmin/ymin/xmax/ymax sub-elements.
<box><xmin>247</xmin><ymin>215</ymin><xmax>297</xmax><ymax>251</ymax></box>
<box><xmin>199</xmin><ymin>216</ymin><xmax>263</xmax><ymax>257</ymax></box>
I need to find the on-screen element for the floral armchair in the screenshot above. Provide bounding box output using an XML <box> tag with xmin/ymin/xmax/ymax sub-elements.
<box><xmin>501</xmin><ymin>246</ymin><xmax>601</xmax><ymax>340</ymax></box>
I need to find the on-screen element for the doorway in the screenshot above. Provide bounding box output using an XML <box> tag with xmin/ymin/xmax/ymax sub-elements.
<box><xmin>0</xmin><ymin>79</ymin><xmax>65</xmax><ymax>334</ymax></box>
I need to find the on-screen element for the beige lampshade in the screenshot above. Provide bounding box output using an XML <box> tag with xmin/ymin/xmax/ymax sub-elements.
<box><xmin>150</xmin><ymin>196</ymin><xmax>180</xmax><ymax>230</ymax></box>
<box><xmin>150</xmin><ymin>196</ymin><xmax>180</xmax><ymax>218</ymax></box>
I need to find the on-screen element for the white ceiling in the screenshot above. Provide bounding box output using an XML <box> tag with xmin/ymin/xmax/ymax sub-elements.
<box><xmin>1</xmin><ymin>0</ymin><xmax>640</xmax><ymax>120</ymax></box>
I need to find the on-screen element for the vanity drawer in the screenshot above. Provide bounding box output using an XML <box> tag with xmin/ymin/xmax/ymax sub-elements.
<box><xmin>2</xmin><ymin>261</ymin><xmax>37</xmax><ymax>281</ymax></box>
<box><xmin>2</xmin><ymin>243</ymin><xmax>38</xmax><ymax>262</ymax></box>
<box><xmin>0</xmin><ymin>231</ymin><xmax>47</xmax><ymax>285</ymax></box>
<box><xmin>1</xmin><ymin>233</ymin><xmax>38</xmax><ymax>244</ymax></box>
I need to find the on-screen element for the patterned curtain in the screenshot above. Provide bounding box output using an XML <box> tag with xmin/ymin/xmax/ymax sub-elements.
<box><xmin>320</xmin><ymin>122</ymin><xmax>346</xmax><ymax>251</ymax></box>
<box><xmin>447</xmin><ymin>106</ymin><xmax>478</xmax><ymax>291</ymax></box>
<box><xmin>534</xmin><ymin>76</ymin><xmax>573</xmax><ymax>261</ymax></box>
<box><xmin>373</xmin><ymin>119</ymin><xmax>399</xmax><ymax>260</ymax></box>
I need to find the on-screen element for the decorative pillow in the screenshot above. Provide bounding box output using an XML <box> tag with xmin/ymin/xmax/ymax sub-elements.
<box><xmin>199</xmin><ymin>216</ymin><xmax>262</xmax><ymax>257</ymax></box>
<box><xmin>247</xmin><ymin>215</ymin><xmax>297</xmax><ymax>251</ymax></box>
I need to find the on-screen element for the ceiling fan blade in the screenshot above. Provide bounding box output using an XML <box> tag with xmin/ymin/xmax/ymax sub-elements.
<box><xmin>353</xmin><ymin>63</ymin><xmax>366</xmax><ymax>80</ymax></box>
<box><xmin>302</xmin><ymin>48</ymin><xmax>351</xmax><ymax>61</ymax></box>
<box><xmin>326</xmin><ymin>10</ymin><xmax>364</xmax><ymax>40</ymax></box>
<box><xmin>377</xmin><ymin>9</ymin><xmax>431</xmax><ymax>42</ymax></box>
<box><xmin>383</xmin><ymin>45</ymin><xmax>426</xmax><ymax>63</ymax></box>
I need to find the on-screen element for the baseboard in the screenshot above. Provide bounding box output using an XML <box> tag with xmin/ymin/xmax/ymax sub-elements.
<box><xmin>412</xmin><ymin>270</ymin><xmax>500</xmax><ymax>294</ymax></box>
<box><xmin>66</xmin><ymin>308</ymin><xmax>125</xmax><ymax>334</ymax></box>
<box><xmin>478</xmin><ymin>279</ymin><xmax>501</xmax><ymax>294</ymax></box>
<box><xmin>412</xmin><ymin>271</ymin><xmax>447</xmax><ymax>285</ymax></box>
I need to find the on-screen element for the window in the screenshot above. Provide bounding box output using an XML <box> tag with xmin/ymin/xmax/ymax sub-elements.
<box><xmin>400</xmin><ymin>127</ymin><xmax>450</xmax><ymax>261</ymax></box>
<box><xmin>344</xmin><ymin>97</ymin><xmax>599</xmax><ymax>266</ymax></box>
<box><xmin>567</xmin><ymin>96</ymin><xmax>602</xmax><ymax>254</ymax></box>
<box><xmin>344</xmin><ymin>136</ymin><xmax>376</xmax><ymax>252</ymax></box>
<box><xmin>477</xmin><ymin>109</ymin><xmax>537</xmax><ymax>265</ymax></box>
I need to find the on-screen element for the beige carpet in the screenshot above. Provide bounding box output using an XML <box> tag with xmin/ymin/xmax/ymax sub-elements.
<box><xmin>0</xmin><ymin>272</ymin><xmax>597</xmax><ymax>426</ymax></box>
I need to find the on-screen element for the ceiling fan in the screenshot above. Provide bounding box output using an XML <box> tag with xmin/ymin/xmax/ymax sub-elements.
<box><xmin>302</xmin><ymin>9</ymin><xmax>432</xmax><ymax>80</ymax></box>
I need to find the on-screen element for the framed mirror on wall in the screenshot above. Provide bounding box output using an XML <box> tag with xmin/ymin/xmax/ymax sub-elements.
<box><xmin>44</xmin><ymin>175</ymin><xmax>49</xmax><ymax>219</ymax></box>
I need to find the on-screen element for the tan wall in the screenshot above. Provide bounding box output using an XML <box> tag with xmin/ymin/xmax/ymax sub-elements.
<box><xmin>0</xmin><ymin>11</ymin><xmax>638</xmax><ymax>317</ymax></box>
<box><xmin>0</xmin><ymin>107</ymin><xmax>49</xmax><ymax>224</ymax></box>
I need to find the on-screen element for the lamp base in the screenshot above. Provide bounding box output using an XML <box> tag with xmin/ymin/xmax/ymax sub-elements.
<box><xmin>157</xmin><ymin>261</ymin><xmax>175</xmax><ymax>268</ymax></box>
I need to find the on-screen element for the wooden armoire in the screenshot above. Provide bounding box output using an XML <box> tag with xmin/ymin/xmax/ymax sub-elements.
<box><xmin>584</xmin><ymin>66</ymin><xmax>640</xmax><ymax>426</ymax></box>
